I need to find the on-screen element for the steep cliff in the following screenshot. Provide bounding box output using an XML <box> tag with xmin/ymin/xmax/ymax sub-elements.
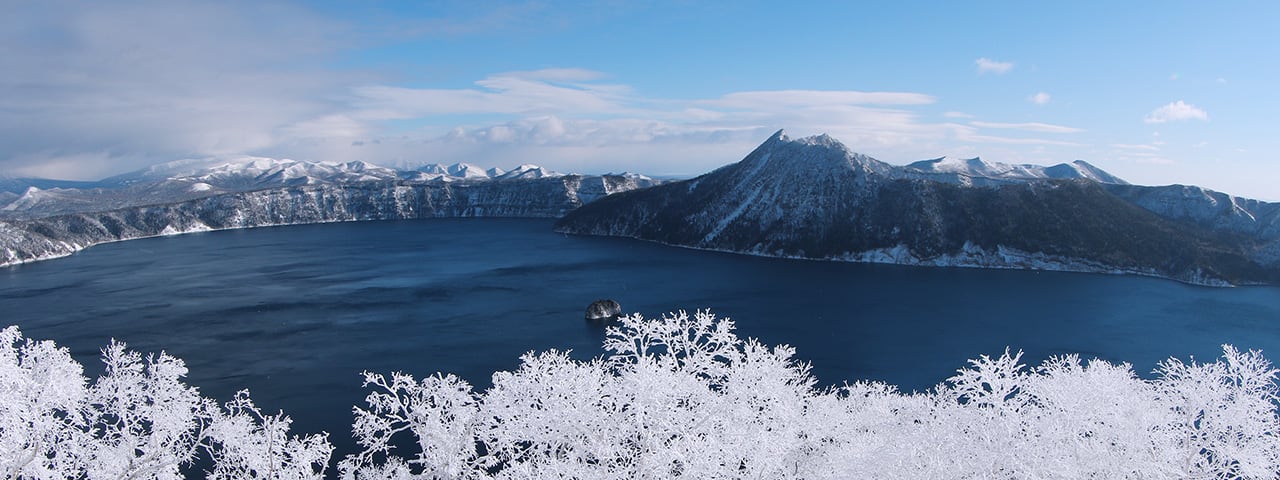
<box><xmin>0</xmin><ymin>175</ymin><xmax>647</xmax><ymax>267</ymax></box>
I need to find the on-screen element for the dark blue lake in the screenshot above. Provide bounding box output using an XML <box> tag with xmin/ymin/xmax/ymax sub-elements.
<box><xmin>4</xmin><ymin>218</ymin><xmax>1280</xmax><ymax>457</ymax></box>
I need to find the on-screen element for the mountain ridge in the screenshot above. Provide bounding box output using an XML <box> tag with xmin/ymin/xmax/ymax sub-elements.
<box><xmin>0</xmin><ymin>158</ymin><xmax>596</xmax><ymax>219</ymax></box>
<box><xmin>555</xmin><ymin>131</ymin><xmax>1278</xmax><ymax>286</ymax></box>
<box><xmin>0</xmin><ymin>174</ymin><xmax>652</xmax><ymax>268</ymax></box>
<box><xmin>3</xmin><ymin>131</ymin><xmax>1277</xmax><ymax>284</ymax></box>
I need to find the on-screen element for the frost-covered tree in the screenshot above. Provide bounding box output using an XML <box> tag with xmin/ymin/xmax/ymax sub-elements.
<box><xmin>204</xmin><ymin>390</ymin><xmax>333</xmax><ymax>479</ymax></box>
<box><xmin>340</xmin><ymin>372</ymin><xmax>479</xmax><ymax>480</ymax></box>
<box><xmin>0</xmin><ymin>326</ymin><xmax>89</xmax><ymax>479</ymax></box>
<box><xmin>5</xmin><ymin>311</ymin><xmax>1280</xmax><ymax>479</ymax></box>
<box><xmin>1157</xmin><ymin>345</ymin><xmax>1280</xmax><ymax>478</ymax></box>
<box><xmin>0</xmin><ymin>327</ymin><xmax>330</xmax><ymax>480</ymax></box>
<box><xmin>82</xmin><ymin>341</ymin><xmax>212</xmax><ymax>479</ymax></box>
<box><xmin>342</xmin><ymin>310</ymin><xmax>1280</xmax><ymax>479</ymax></box>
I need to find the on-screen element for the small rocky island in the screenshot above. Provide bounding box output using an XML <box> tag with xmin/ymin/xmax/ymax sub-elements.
<box><xmin>585</xmin><ymin>299</ymin><xmax>622</xmax><ymax>321</ymax></box>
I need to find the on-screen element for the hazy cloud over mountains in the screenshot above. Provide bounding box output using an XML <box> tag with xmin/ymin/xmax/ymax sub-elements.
<box><xmin>0</xmin><ymin>1</ymin><xmax>1272</xmax><ymax>200</ymax></box>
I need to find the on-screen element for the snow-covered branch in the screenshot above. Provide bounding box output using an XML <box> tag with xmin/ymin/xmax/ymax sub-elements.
<box><xmin>0</xmin><ymin>327</ymin><xmax>330</xmax><ymax>480</ymax></box>
<box><xmin>4</xmin><ymin>310</ymin><xmax>1280</xmax><ymax>479</ymax></box>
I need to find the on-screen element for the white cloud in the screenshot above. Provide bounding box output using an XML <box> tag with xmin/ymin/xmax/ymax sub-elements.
<box><xmin>1112</xmin><ymin>143</ymin><xmax>1160</xmax><ymax>151</ymax></box>
<box><xmin>280</xmin><ymin>115</ymin><xmax>368</xmax><ymax>140</ymax></box>
<box><xmin>970</xmin><ymin>121</ymin><xmax>1083</xmax><ymax>134</ymax></box>
<box><xmin>500</xmin><ymin>68</ymin><xmax>608</xmax><ymax>82</ymax></box>
<box><xmin>943</xmin><ymin>111</ymin><xmax>974</xmax><ymax>119</ymax></box>
<box><xmin>250</xmin><ymin>69</ymin><xmax>965</xmax><ymax>176</ymax></box>
<box><xmin>975</xmin><ymin>57</ymin><xmax>1014</xmax><ymax>75</ymax></box>
<box><xmin>1029</xmin><ymin>92</ymin><xmax>1051</xmax><ymax>105</ymax></box>
<box><xmin>1144</xmin><ymin>101</ymin><xmax>1209</xmax><ymax>123</ymax></box>
<box><xmin>956</xmin><ymin>134</ymin><xmax>1083</xmax><ymax>147</ymax></box>
<box><xmin>351</xmin><ymin>69</ymin><xmax>630</xmax><ymax>119</ymax></box>
<box><xmin>706</xmin><ymin>90</ymin><xmax>936</xmax><ymax>108</ymax></box>
<box><xmin>0</xmin><ymin>1</ymin><xmax>356</xmax><ymax>178</ymax></box>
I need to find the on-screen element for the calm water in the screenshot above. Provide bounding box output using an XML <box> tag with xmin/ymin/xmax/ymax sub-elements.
<box><xmin>4</xmin><ymin>218</ymin><xmax>1280</xmax><ymax>456</ymax></box>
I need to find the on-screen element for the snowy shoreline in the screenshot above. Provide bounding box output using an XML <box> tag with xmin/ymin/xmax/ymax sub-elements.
<box><xmin>1</xmin><ymin>211</ymin><xmax>1250</xmax><ymax>288</ymax></box>
<box><xmin>557</xmin><ymin>229</ymin><xmax>1246</xmax><ymax>288</ymax></box>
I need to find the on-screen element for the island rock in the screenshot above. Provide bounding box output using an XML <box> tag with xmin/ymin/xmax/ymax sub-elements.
<box><xmin>585</xmin><ymin>299</ymin><xmax>622</xmax><ymax>321</ymax></box>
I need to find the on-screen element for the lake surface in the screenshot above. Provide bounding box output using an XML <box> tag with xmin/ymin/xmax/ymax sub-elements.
<box><xmin>5</xmin><ymin>218</ymin><xmax>1280</xmax><ymax>457</ymax></box>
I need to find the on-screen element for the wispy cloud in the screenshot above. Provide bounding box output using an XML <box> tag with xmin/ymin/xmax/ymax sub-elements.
<box><xmin>705</xmin><ymin>90</ymin><xmax>936</xmax><ymax>108</ymax></box>
<box><xmin>1029</xmin><ymin>92</ymin><xmax>1051</xmax><ymax>105</ymax></box>
<box><xmin>0</xmin><ymin>1</ymin><xmax>356</xmax><ymax>179</ymax></box>
<box><xmin>0</xmin><ymin>2</ymin><xmax>1093</xmax><ymax>181</ymax></box>
<box><xmin>957</xmin><ymin>134</ymin><xmax>1083</xmax><ymax>147</ymax></box>
<box><xmin>1112</xmin><ymin>143</ymin><xmax>1160</xmax><ymax>151</ymax></box>
<box><xmin>350</xmin><ymin>69</ymin><xmax>631</xmax><ymax>118</ymax></box>
<box><xmin>255</xmin><ymin>69</ymin><xmax>970</xmax><ymax>175</ymax></box>
<box><xmin>971</xmin><ymin>121</ymin><xmax>1083</xmax><ymax>134</ymax></box>
<box><xmin>1144</xmin><ymin>100</ymin><xmax>1208</xmax><ymax>123</ymax></box>
<box><xmin>975</xmin><ymin>57</ymin><xmax>1013</xmax><ymax>75</ymax></box>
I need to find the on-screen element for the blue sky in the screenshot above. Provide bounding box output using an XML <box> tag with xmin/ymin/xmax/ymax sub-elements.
<box><xmin>3</xmin><ymin>1</ymin><xmax>1277</xmax><ymax>200</ymax></box>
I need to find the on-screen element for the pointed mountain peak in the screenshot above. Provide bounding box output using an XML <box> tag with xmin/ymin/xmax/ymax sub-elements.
<box><xmin>794</xmin><ymin>133</ymin><xmax>844</xmax><ymax>149</ymax></box>
<box><xmin>736</xmin><ymin>130</ymin><xmax>890</xmax><ymax>179</ymax></box>
<box><xmin>758</xmin><ymin>130</ymin><xmax>851</xmax><ymax>153</ymax></box>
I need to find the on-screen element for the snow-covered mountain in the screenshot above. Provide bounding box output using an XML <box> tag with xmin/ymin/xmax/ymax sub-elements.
<box><xmin>556</xmin><ymin>130</ymin><xmax>1278</xmax><ymax>286</ymax></box>
<box><xmin>0</xmin><ymin>174</ymin><xmax>657</xmax><ymax>267</ymax></box>
<box><xmin>0</xmin><ymin>158</ymin><xmax>577</xmax><ymax>219</ymax></box>
<box><xmin>0</xmin><ymin>156</ymin><xmax>661</xmax><ymax>267</ymax></box>
<box><xmin>901</xmin><ymin>157</ymin><xmax>1128</xmax><ymax>186</ymax></box>
<box><xmin>496</xmin><ymin>164</ymin><xmax>562</xmax><ymax>180</ymax></box>
<box><xmin>6</xmin><ymin>131</ymin><xmax>1275</xmax><ymax>285</ymax></box>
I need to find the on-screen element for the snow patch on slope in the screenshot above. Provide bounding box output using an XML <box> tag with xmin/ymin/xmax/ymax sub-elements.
<box><xmin>902</xmin><ymin>157</ymin><xmax>1128</xmax><ymax>185</ymax></box>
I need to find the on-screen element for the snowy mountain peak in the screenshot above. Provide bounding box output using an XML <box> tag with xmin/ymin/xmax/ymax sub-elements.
<box><xmin>497</xmin><ymin>164</ymin><xmax>562</xmax><ymax>180</ymax></box>
<box><xmin>903</xmin><ymin>155</ymin><xmax>1126</xmax><ymax>185</ymax></box>
<box><xmin>557</xmin><ymin>129</ymin><xmax>1279</xmax><ymax>287</ymax></box>
<box><xmin>906</xmin><ymin>156</ymin><xmax>1021</xmax><ymax>177</ymax></box>
<box><xmin>608</xmin><ymin>172</ymin><xmax>654</xmax><ymax>181</ymax></box>
<box><xmin>3</xmin><ymin>187</ymin><xmax>47</xmax><ymax>211</ymax></box>
<box><xmin>794</xmin><ymin>133</ymin><xmax>842</xmax><ymax>148</ymax></box>
<box><xmin>1042</xmin><ymin>160</ymin><xmax>1129</xmax><ymax>185</ymax></box>
<box><xmin>445</xmin><ymin>163</ymin><xmax>491</xmax><ymax>179</ymax></box>
<box><xmin>746</xmin><ymin>131</ymin><xmax>891</xmax><ymax>178</ymax></box>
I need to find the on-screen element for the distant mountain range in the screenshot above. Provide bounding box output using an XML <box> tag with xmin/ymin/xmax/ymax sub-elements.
<box><xmin>0</xmin><ymin>158</ymin><xmax>611</xmax><ymax>219</ymax></box>
<box><xmin>555</xmin><ymin>130</ymin><xmax>1280</xmax><ymax>286</ymax></box>
<box><xmin>4</xmin><ymin>134</ymin><xmax>1278</xmax><ymax>285</ymax></box>
<box><xmin>0</xmin><ymin>159</ymin><xmax>656</xmax><ymax>266</ymax></box>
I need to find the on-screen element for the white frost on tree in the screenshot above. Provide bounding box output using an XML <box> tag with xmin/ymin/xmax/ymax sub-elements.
<box><xmin>340</xmin><ymin>372</ymin><xmax>478</xmax><ymax>480</ymax></box>
<box><xmin>83</xmin><ymin>341</ymin><xmax>212</xmax><ymax>479</ymax></box>
<box><xmin>0</xmin><ymin>327</ymin><xmax>330</xmax><ymax>480</ymax></box>
<box><xmin>341</xmin><ymin>310</ymin><xmax>1280</xmax><ymax>479</ymax></box>
<box><xmin>205</xmin><ymin>390</ymin><xmax>333</xmax><ymax>479</ymax></box>
<box><xmin>3</xmin><ymin>311</ymin><xmax>1280</xmax><ymax>479</ymax></box>
<box><xmin>0</xmin><ymin>326</ymin><xmax>89</xmax><ymax>479</ymax></box>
